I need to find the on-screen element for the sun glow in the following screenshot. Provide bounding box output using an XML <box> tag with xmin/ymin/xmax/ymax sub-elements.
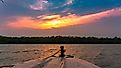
<box><xmin>7</xmin><ymin>8</ymin><xmax>121</xmax><ymax>30</ymax></box>
<box><xmin>40</xmin><ymin>20</ymin><xmax>62</xmax><ymax>29</ymax></box>
<box><xmin>39</xmin><ymin>14</ymin><xmax>80</xmax><ymax>29</ymax></box>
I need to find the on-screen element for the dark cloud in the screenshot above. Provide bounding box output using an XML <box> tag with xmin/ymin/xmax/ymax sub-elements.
<box><xmin>0</xmin><ymin>0</ymin><xmax>121</xmax><ymax>17</ymax></box>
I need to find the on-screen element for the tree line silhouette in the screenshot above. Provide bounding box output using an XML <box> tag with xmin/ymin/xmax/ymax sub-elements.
<box><xmin>0</xmin><ymin>35</ymin><xmax>121</xmax><ymax>44</ymax></box>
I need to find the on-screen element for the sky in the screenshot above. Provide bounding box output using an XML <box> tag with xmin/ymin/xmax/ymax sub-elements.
<box><xmin>0</xmin><ymin>0</ymin><xmax>121</xmax><ymax>37</ymax></box>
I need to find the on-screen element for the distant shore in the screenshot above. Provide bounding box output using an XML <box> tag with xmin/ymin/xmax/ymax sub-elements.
<box><xmin>0</xmin><ymin>35</ymin><xmax>121</xmax><ymax>44</ymax></box>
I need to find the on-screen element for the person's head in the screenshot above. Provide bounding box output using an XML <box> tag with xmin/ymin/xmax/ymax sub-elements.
<box><xmin>60</xmin><ymin>46</ymin><xmax>64</xmax><ymax>49</ymax></box>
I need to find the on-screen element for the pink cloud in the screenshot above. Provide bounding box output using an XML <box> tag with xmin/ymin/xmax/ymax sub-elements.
<box><xmin>30</xmin><ymin>0</ymin><xmax>49</xmax><ymax>10</ymax></box>
<box><xmin>6</xmin><ymin>8</ymin><xmax>121</xmax><ymax>30</ymax></box>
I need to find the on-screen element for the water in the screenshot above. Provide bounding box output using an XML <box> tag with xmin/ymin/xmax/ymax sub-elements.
<box><xmin>0</xmin><ymin>44</ymin><xmax>121</xmax><ymax>68</ymax></box>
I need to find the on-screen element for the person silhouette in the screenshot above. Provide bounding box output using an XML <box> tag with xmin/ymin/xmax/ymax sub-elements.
<box><xmin>59</xmin><ymin>46</ymin><xmax>65</xmax><ymax>57</ymax></box>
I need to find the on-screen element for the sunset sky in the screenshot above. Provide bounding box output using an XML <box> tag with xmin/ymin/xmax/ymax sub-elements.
<box><xmin>0</xmin><ymin>0</ymin><xmax>121</xmax><ymax>37</ymax></box>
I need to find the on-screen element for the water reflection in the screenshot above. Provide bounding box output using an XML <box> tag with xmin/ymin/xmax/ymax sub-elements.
<box><xmin>0</xmin><ymin>44</ymin><xmax>121</xmax><ymax>68</ymax></box>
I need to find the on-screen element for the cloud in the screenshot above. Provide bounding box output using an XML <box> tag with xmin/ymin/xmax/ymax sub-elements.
<box><xmin>39</xmin><ymin>15</ymin><xmax>61</xmax><ymax>20</ymax></box>
<box><xmin>65</xmin><ymin>0</ymin><xmax>74</xmax><ymax>5</ymax></box>
<box><xmin>30</xmin><ymin>0</ymin><xmax>74</xmax><ymax>11</ymax></box>
<box><xmin>30</xmin><ymin>0</ymin><xmax>49</xmax><ymax>10</ymax></box>
<box><xmin>1</xmin><ymin>0</ymin><xmax>121</xmax><ymax>18</ymax></box>
<box><xmin>6</xmin><ymin>8</ymin><xmax>121</xmax><ymax>30</ymax></box>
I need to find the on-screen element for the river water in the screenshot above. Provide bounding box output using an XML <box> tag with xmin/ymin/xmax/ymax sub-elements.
<box><xmin>0</xmin><ymin>44</ymin><xmax>121</xmax><ymax>68</ymax></box>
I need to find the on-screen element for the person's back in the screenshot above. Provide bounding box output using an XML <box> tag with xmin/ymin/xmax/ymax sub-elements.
<box><xmin>59</xmin><ymin>46</ymin><xmax>65</xmax><ymax>57</ymax></box>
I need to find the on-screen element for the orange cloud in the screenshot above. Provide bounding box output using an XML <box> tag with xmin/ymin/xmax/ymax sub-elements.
<box><xmin>7</xmin><ymin>17</ymin><xmax>42</xmax><ymax>29</ymax></box>
<box><xmin>7</xmin><ymin>8</ymin><xmax>121</xmax><ymax>29</ymax></box>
